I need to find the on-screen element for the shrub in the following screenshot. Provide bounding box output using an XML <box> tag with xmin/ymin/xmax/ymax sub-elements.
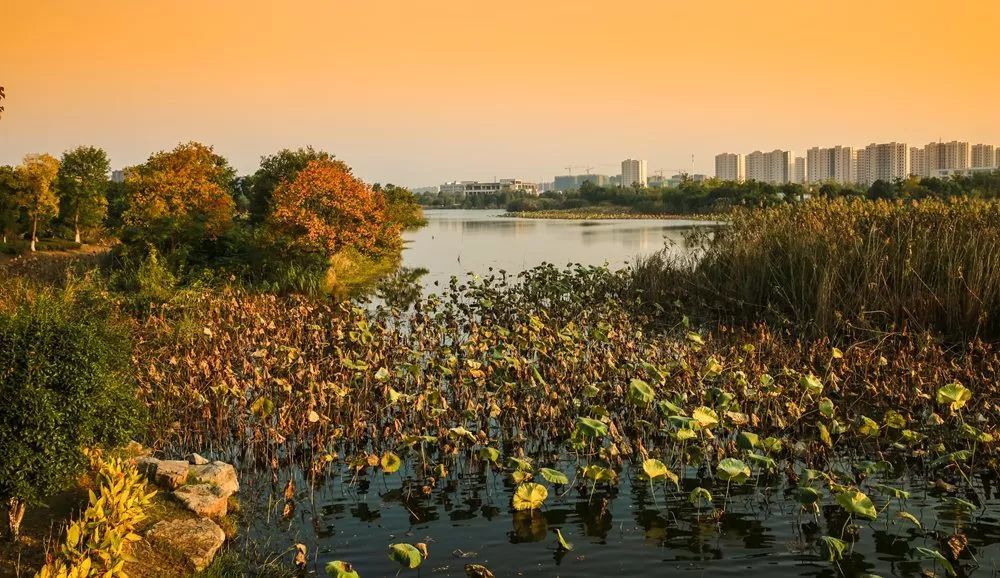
<box><xmin>0</xmin><ymin>288</ymin><xmax>143</xmax><ymax>539</ymax></box>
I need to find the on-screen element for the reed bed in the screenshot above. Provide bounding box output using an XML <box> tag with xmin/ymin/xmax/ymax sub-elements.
<box><xmin>633</xmin><ymin>198</ymin><xmax>1000</xmax><ymax>340</ymax></box>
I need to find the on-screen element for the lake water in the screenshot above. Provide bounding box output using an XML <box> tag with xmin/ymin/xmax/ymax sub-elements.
<box><xmin>400</xmin><ymin>210</ymin><xmax>710</xmax><ymax>287</ymax></box>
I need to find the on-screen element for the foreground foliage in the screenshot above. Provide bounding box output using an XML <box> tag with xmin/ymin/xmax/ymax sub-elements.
<box><xmin>0</xmin><ymin>280</ymin><xmax>143</xmax><ymax>538</ymax></box>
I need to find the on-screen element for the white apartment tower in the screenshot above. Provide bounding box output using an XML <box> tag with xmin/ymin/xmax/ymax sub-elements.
<box><xmin>745</xmin><ymin>150</ymin><xmax>794</xmax><ymax>185</ymax></box>
<box><xmin>794</xmin><ymin>157</ymin><xmax>807</xmax><ymax>185</ymax></box>
<box><xmin>806</xmin><ymin>146</ymin><xmax>857</xmax><ymax>184</ymax></box>
<box><xmin>714</xmin><ymin>153</ymin><xmax>745</xmax><ymax>182</ymax></box>
<box><xmin>909</xmin><ymin>147</ymin><xmax>926</xmax><ymax>178</ymax></box>
<box><xmin>621</xmin><ymin>159</ymin><xmax>648</xmax><ymax>187</ymax></box>
<box><xmin>971</xmin><ymin>144</ymin><xmax>996</xmax><ymax>168</ymax></box>
<box><xmin>911</xmin><ymin>141</ymin><xmax>971</xmax><ymax>177</ymax></box>
<box><xmin>856</xmin><ymin>142</ymin><xmax>910</xmax><ymax>186</ymax></box>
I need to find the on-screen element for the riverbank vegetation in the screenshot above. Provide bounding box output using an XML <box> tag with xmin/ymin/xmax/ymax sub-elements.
<box><xmin>498</xmin><ymin>170</ymin><xmax>1000</xmax><ymax>217</ymax></box>
<box><xmin>3</xmin><ymin>195</ymin><xmax>1000</xmax><ymax>576</ymax></box>
<box><xmin>1</xmin><ymin>144</ymin><xmax>424</xmax><ymax>296</ymax></box>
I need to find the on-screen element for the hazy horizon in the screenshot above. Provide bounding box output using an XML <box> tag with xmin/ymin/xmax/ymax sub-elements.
<box><xmin>4</xmin><ymin>0</ymin><xmax>999</xmax><ymax>187</ymax></box>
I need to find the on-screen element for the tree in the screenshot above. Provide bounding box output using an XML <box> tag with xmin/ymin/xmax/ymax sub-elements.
<box><xmin>57</xmin><ymin>146</ymin><xmax>111</xmax><ymax>243</ymax></box>
<box><xmin>123</xmin><ymin>142</ymin><xmax>235</xmax><ymax>252</ymax></box>
<box><xmin>374</xmin><ymin>183</ymin><xmax>426</xmax><ymax>230</ymax></box>
<box><xmin>0</xmin><ymin>291</ymin><xmax>141</xmax><ymax>540</ymax></box>
<box><xmin>0</xmin><ymin>166</ymin><xmax>20</xmax><ymax>244</ymax></box>
<box><xmin>15</xmin><ymin>154</ymin><xmax>60</xmax><ymax>252</ymax></box>
<box><xmin>268</xmin><ymin>159</ymin><xmax>400</xmax><ymax>257</ymax></box>
<box><xmin>250</xmin><ymin>147</ymin><xmax>338</xmax><ymax>224</ymax></box>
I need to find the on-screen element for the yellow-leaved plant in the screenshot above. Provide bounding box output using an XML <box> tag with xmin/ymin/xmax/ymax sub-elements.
<box><xmin>35</xmin><ymin>452</ymin><xmax>156</xmax><ymax>578</ymax></box>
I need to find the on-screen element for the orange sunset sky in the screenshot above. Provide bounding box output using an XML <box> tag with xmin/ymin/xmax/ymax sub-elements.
<box><xmin>3</xmin><ymin>0</ymin><xmax>999</xmax><ymax>186</ymax></box>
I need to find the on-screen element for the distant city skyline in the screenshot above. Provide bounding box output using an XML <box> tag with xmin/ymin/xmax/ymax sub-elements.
<box><xmin>4</xmin><ymin>1</ymin><xmax>999</xmax><ymax>188</ymax></box>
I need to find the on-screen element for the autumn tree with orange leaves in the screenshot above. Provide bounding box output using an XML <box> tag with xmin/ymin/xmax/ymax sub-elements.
<box><xmin>123</xmin><ymin>142</ymin><xmax>236</xmax><ymax>252</ymax></box>
<box><xmin>267</xmin><ymin>159</ymin><xmax>401</xmax><ymax>258</ymax></box>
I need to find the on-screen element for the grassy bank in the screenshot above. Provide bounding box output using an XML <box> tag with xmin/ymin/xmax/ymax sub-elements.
<box><xmin>633</xmin><ymin>197</ymin><xmax>1000</xmax><ymax>340</ymax></box>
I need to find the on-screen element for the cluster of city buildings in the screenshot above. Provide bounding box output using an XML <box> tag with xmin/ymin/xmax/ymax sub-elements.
<box><xmin>426</xmin><ymin>159</ymin><xmax>708</xmax><ymax>197</ymax></box>
<box><xmin>715</xmin><ymin>141</ymin><xmax>1000</xmax><ymax>186</ymax></box>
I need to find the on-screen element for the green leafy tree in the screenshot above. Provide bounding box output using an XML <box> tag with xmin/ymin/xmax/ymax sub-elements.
<box><xmin>57</xmin><ymin>146</ymin><xmax>111</xmax><ymax>243</ymax></box>
<box><xmin>0</xmin><ymin>166</ymin><xmax>20</xmax><ymax>244</ymax></box>
<box><xmin>250</xmin><ymin>147</ymin><xmax>339</xmax><ymax>223</ymax></box>
<box><xmin>374</xmin><ymin>183</ymin><xmax>427</xmax><ymax>230</ymax></box>
<box><xmin>15</xmin><ymin>153</ymin><xmax>60</xmax><ymax>252</ymax></box>
<box><xmin>0</xmin><ymin>290</ymin><xmax>142</xmax><ymax>539</ymax></box>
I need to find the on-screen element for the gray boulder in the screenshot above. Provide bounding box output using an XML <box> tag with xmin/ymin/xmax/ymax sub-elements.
<box><xmin>154</xmin><ymin>460</ymin><xmax>190</xmax><ymax>490</ymax></box>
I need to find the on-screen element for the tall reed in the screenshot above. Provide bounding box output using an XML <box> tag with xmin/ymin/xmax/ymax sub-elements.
<box><xmin>633</xmin><ymin>198</ymin><xmax>1000</xmax><ymax>339</ymax></box>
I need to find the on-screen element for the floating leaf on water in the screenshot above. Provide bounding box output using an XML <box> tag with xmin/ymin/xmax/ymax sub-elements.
<box><xmin>818</xmin><ymin>535</ymin><xmax>847</xmax><ymax>562</ymax></box>
<box><xmin>388</xmin><ymin>543</ymin><xmax>424</xmax><ymax>569</ymax></box>
<box><xmin>555</xmin><ymin>528</ymin><xmax>573</xmax><ymax>551</ymax></box>
<box><xmin>913</xmin><ymin>547</ymin><xmax>957</xmax><ymax>577</ymax></box>
<box><xmin>836</xmin><ymin>489</ymin><xmax>878</xmax><ymax>520</ymax></box>
<box><xmin>871</xmin><ymin>483</ymin><xmax>909</xmax><ymax>500</ymax></box>
<box><xmin>512</xmin><ymin>482</ymin><xmax>548</xmax><ymax>511</ymax></box>
<box><xmin>628</xmin><ymin>378</ymin><xmax>655</xmax><ymax>405</ymax></box>
<box><xmin>539</xmin><ymin>467</ymin><xmax>569</xmax><ymax>485</ymax></box>
<box><xmin>944</xmin><ymin>496</ymin><xmax>978</xmax><ymax>511</ymax></box>
<box><xmin>897</xmin><ymin>511</ymin><xmax>922</xmax><ymax>528</ymax></box>
<box><xmin>716</xmin><ymin>458</ymin><xmax>751</xmax><ymax>484</ymax></box>
<box><xmin>325</xmin><ymin>561</ymin><xmax>360</xmax><ymax>578</ymax></box>
<box><xmin>380</xmin><ymin>452</ymin><xmax>402</xmax><ymax>474</ymax></box>
<box><xmin>464</xmin><ymin>564</ymin><xmax>494</xmax><ymax>578</ymax></box>
<box><xmin>936</xmin><ymin>382</ymin><xmax>972</xmax><ymax>412</ymax></box>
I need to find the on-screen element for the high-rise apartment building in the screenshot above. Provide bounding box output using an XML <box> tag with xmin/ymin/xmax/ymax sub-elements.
<box><xmin>714</xmin><ymin>153</ymin><xmax>745</xmax><ymax>182</ymax></box>
<box><xmin>971</xmin><ymin>144</ymin><xmax>997</xmax><ymax>168</ymax></box>
<box><xmin>806</xmin><ymin>146</ymin><xmax>856</xmax><ymax>184</ymax></box>
<box><xmin>794</xmin><ymin>157</ymin><xmax>807</xmax><ymax>185</ymax></box>
<box><xmin>911</xmin><ymin>141</ymin><xmax>971</xmax><ymax>177</ymax></box>
<box><xmin>856</xmin><ymin>142</ymin><xmax>909</xmax><ymax>186</ymax></box>
<box><xmin>745</xmin><ymin>150</ymin><xmax>794</xmax><ymax>185</ymax></box>
<box><xmin>909</xmin><ymin>147</ymin><xmax>926</xmax><ymax>178</ymax></box>
<box><xmin>621</xmin><ymin>159</ymin><xmax>648</xmax><ymax>187</ymax></box>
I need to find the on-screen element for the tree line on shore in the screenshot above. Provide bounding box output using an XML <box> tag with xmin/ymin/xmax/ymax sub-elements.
<box><xmin>0</xmin><ymin>143</ymin><xmax>424</xmax><ymax>292</ymax></box>
<box><xmin>413</xmin><ymin>171</ymin><xmax>1000</xmax><ymax>214</ymax></box>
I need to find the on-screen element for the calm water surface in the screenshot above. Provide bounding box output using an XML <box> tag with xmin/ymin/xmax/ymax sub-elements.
<box><xmin>400</xmin><ymin>209</ymin><xmax>709</xmax><ymax>287</ymax></box>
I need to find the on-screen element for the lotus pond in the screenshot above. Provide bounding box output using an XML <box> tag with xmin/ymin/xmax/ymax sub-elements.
<box><xmin>132</xmin><ymin>257</ymin><xmax>1000</xmax><ymax>578</ymax></box>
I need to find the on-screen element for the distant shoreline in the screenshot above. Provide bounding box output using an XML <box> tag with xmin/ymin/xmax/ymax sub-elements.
<box><xmin>502</xmin><ymin>209</ymin><xmax>722</xmax><ymax>221</ymax></box>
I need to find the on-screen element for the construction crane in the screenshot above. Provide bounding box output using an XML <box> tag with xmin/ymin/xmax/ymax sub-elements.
<box><xmin>563</xmin><ymin>165</ymin><xmax>596</xmax><ymax>176</ymax></box>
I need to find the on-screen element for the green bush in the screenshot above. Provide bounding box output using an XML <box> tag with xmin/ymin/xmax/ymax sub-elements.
<box><xmin>0</xmin><ymin>287</ymin><xmax>143</xmax><ymax>538</ymax></box>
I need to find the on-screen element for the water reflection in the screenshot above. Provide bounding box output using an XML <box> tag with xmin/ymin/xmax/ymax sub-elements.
<box><xmin>237</xmin><ymin>462</ymin><xmax>1000</xmax><ymax>577</ymax></box>
<box><xmin>401</xmin><ymin>209</ymin><xmax>714</xmax><ymax>287</ymax></box>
